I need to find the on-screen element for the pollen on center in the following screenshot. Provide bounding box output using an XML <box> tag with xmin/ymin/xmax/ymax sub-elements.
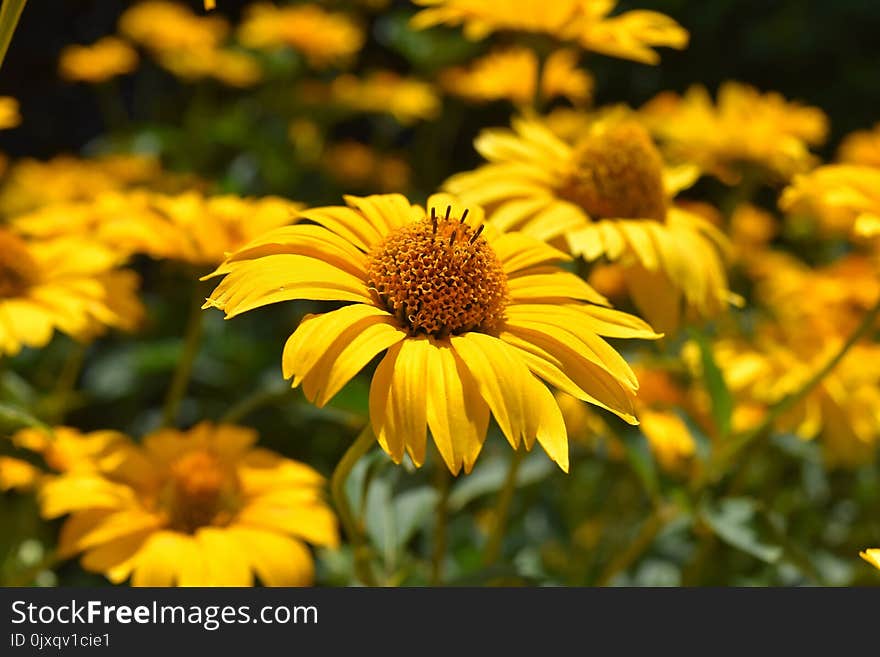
<box><xmin>366</xmin><ymin>206</ymin><xmax>509</xmax><ymax>338</ymax></box>
<box><xmin>560</xmin><ymin>121</ymin><xmax>667</xmax><ymax>222</ymax></box>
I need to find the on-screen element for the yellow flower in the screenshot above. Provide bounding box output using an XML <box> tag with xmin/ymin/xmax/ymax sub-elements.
<box><xmin>639</xmin><ymin>82</ymin><xmax>828</xmax><ymax>182</ymax></box>
<box><xmin>238</xmin><ymin>2</ymin><xmax>363</xmax><ymax>68</ymax></box>
<box><xmin>58</xmin><ymin>37</ymin><xmax>139</xmax><ymax>83</ymax></box>
<box><xmin>861</xmin><ymin>549</ymin><xmax>880</xmax><ymax>571</ymax></box>
<box><xmin>838</xmin><ymin>123</ymin><xmax>880</xmax><ymax>168</ymax></box>
<box><xmin>0</xmin><ymin>457</ymin><xmax>42</xmax><ymax>492</ymax></box>
<box><xmin>709</xmin><ymin>335</ymin><xmax>880</xmax><ymax>468</ymax></box>
<box><xmin>12</xmin><ymin>426</ymin><xmax>133</xmax><ymax>474</ymax></box>
<box><xmin>638</xmin><ymin>408</ymin><xmax>696</xmax><ymax>473</ymax></box>
<box><xmin>320</xmin><ymin>141</ymin><xmax>411</xmax><ymax>192</ymax></box>
<box><xmin>0</xmin><ymin>154</ymin><xmax>164</xmax><ymax>217</ymax></box>
<box><xmin>780</xmin><ymin>165</ymin><xmax>880</xmax><ymax>239</ymax></box>
<box><xmin>0</xmin><ymin>230</ymin><xmax>143</xmax><ymax>355</ymax></box>
<box><xmin>444</xmin><ymin>116</ymin><xmax>734</xmax><ymax>333</ymax></box>
<box><xmin>204</xmin><ymin>193</ymin><xmax>659</xmax><ymax>474</ymax></box>
<box><xmin>729</xmin><ymin>204</ymin><xmax>777</xmax><ymax>254</ymax></box>
<box><xmin>119</xmin><ymin>1</ymin><xmax>229</xmax><ymax>53</ymax></box>
<box><xmin>441</xmin><ymin>47</ymin><xmax>592</xmax><ymax>107</ymax></box>
<box><xmin>0</xmin><ymin>95</ymin><xmax>21</xmax><ymax>129</ymax></box>
<box><xmin>205</xmin><ymin>0</ymin><xmax>216</xmax><ymax>9</ymax></box>
<box><xmin>307</xmin><ymin>72</ymin><xmax>440</xmax><ymax>125</ymax></box>
<box><xmin>14</xmin><ymin>191</ymin><xmax>303</xmax><ymax>268</ymax></box>
<box><xmin>158</xmin><ymin>48</ymin><xmax>262</xmax><ymax>87</ymax></box>
<box><xmin>411</xmin><ymin>0</ymin><xmax>688</xmax><ymax>65</ymax></box>
<box><xmin>39</xmin><ymin>422</ymin><xmax>338</xmax><ymax>586</ymax></box>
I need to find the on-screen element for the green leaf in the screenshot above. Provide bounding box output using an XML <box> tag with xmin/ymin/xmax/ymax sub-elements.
<box><xmin>448</xmin><ymin>451</ymin><xmax>553</xmax><ymax>512</ymax></box>
<box><xmin>620</xmin><ymin>431</ymin><xmax>660</xmax><ymax>500</ymax></box>
<box><xmin>700</xmin><ymin>498</ymin><xmax>782</xmax><ymax>564</ymax></box>
<box><xmin>393</xmin><ymin>487</ymin><xmax>439</xmax><ymax>549</ymax></box>
<box><xmin>689</xmin><ymin>328</ymin><xmax>733</xmax><ymax>438</ymax></box>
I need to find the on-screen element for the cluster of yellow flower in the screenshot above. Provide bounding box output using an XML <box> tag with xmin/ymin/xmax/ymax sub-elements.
<box><xmin>1</xmin><ymin>0</ymin><xmax>878</xmax><ymax>586</ymax></box>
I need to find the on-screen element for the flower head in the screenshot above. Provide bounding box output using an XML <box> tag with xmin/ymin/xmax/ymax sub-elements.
<box><xmin>0</xmin><ymin>96</ymin><xmax>21</xmax><ymax>130</ymax></box>
<box><xmin>441</xmin><ymin>47</ymin><xmax>592</xmax><ymax>107</ymax></box>
<box><xmin>0</xmin><ymin>231</ymin><xmax>143</xmax><ymax>355</ymax></box>
<box><xmin>58</xmin><ymin>37</ymin><xmax>139</xmax><ymax>84</ymax></box>
<box><xmin>119</xmin><ymin>1</ymin><xmax>229</xmax><ymax>53</ymax></box>
<box><xmin>238</xmin><ymin>3</ymin><xmax>363</xmax><ymax>68</ymax></box>
<box><xmin>639</xmin><ymin>82</ymin><xmax>828</xmax><ymax>182</ymax></box>
<box><xmin>303</xmin><ymin>72</ymin><xmax>440</xmax><ymax>125</ymax></box>
<box><xmin>838</xmin><ymin>123</ymin><xmax>880</xmax><ymax>168</ymax></box>
<box><xmin>14</xmin><ymin>192</ymin><xmax>302</xmax><ymax>267</ymax></box>
<box><xmin>38</xmin><ymin>423</ymin><xmax>338</xmax><ymax>586</ymax></box>
<box><xmin>445</xmin><ymin>116</ymin><xmax>734</xmax><ymax>333</ymax></box>
<box><xmin>411</xmin><ymin>0</ymin><xmax>688</xmax><ymax>65</ymax></box>
<box><xmin>0</xmin><ymin>154</ymin><xmax>166</xmax><ymax>217</ymax></box>
<box><xmin>204</xmin><ymin>193</ymin><xmax>659</xmax><ymax>474</ymax></box>
<box><xmin>780</xmin><ymin>165</ymin><xmax>880</xmax><ymax>239</ymax></box>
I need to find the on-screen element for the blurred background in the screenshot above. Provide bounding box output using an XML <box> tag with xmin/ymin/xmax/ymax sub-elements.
<box><xmin>1</xmin><ymin>0</ymin><xmax>879</xmax><ymax>587</ymax></box>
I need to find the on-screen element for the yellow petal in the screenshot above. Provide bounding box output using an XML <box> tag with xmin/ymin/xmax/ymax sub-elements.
<box><xmin>205</xmin><ymin>255</ymin><xmax>372</xmax><ymax>318</ymax></box>
<box><xmin>425</xmin><ymin>339</ymin><xmax>489</xmax><ymax>474</ymax></box>
<box><xmin>195</xmin><ymin>528</ymin><xmax>254</xmax><ymax>586</ymax></box>
<box><xmin>449</xmin><ymin>332</ymin><xmax>535</xmax><ymax>448</ymax></box>
<box><xmin>229</xmin><ymin>527</ymin><xmax>314</xmax><ymax>586</ymax></box>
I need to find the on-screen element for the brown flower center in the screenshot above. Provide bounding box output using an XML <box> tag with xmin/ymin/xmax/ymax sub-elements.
<box><xmin>559</xmin><ymin>122</ymin><xmax>667</xmax><ymax>222</ymax></box>
<box><xmin>0</xmin><ymin>231</ymin><xmax>39</xmax><ymax>298</ymax></box>
<box><xmin>366</xmin><ymin>206</ymin><xmax>508</xmax><ymax>338</ymax></box>
<box><xmin>166</xmin><ymin>450</ymin><xmax>238</xmax><ymax>533</ymax></box>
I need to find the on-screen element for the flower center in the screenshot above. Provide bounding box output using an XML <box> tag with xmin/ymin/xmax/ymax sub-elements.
<box><xmin>366</xmin><ymin>206</ymin><xmax>508</xmax><ymax>338</ymax></box>
<box><xmin>166</xmin><ymin>450</ymin><xmax>238</xmax><ymax>533</ymax></box>
<box><xmin>559</xmin><ymin>122</ymin><xmax>667</xmax><ymax>222</ymax></box>
<box><xmin>0</xmin><ymin>231</ymin><xmax>39</xmax><ymax>298</ymax></box>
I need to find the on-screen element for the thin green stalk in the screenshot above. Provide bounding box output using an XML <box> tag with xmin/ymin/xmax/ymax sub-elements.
<box><xmin>430</xmin><ymin>447</ymin><xmax>451</xmax><ymax>586</ymax></box>
<box><xmin>697</xmin><ymin>295</ymin><xmax>880</xmax><ymax>488</ymax></box>
<box><xmin>161</xmin><ymin>288</ymin><xmax>206</xmax><ymax>428</ymax></box>
<box><xmin>48</xmin><ymin>342</ymin><xmax>87</xmax><ymax>424</ymax></box>
<box><xmin>330</xmin><ymin>425</ymin><xmax>378</xmax><ymax>586</ymax></box>
<box><xmin>595</xmin><ymin>505</ymin><xmax>676</xmax><ymax>586</ymax></box>
<box><xmin>220</xmin><ymin>386</ymin><xmax>290</xmax><ymax>424</ymax></box>
<box><xmin>0</xmin><ymin>0</ymin><xmax>26</xmax><ymax>70</ymax></box>
<box><xmin>483</xmin><ymin>447</ymin><xmax>525</xmax><ymax>566</ymax></box>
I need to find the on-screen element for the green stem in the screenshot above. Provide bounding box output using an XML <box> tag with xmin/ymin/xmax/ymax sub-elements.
<box><xmin>595</xmin><ymin>505</ymin><xmax>675</xmax><ymax>586</ymax></box>
<box><xmin>220</xmin><ymin>386</ymin><xmax>289</xmax><ymax>425</ymax></box>
<box><xmin>430</xmin><ymin>448</ymin><xmax>451</xmax><ymax>586</ymax></box>
<box><xmin>48</xmin><ymin>342</ymin><xmax>87</xmax><ymax>424</ymax></box>
<box><xmin>161</xmin><ymin>287</ymin><xmax>206</xmax><ymax>428</ymax></box>
<box><xmin>0</xmin><ymin>0</ymin><xmax>26</xmax><ymax>70</ymax></box>
<box><xmin>698</xmin><ymin>295</ymin><xmax>880</xmax><ymax>488</ymax></box>
<box><xmin>330</xmin><ymin>425</ymin><xmax>378</xmax><ymax>586</ymax></box>
<box><xmin>483</xmin><ymin>447</ymin><xmax>525</xmax><ymax>566</ymax></box>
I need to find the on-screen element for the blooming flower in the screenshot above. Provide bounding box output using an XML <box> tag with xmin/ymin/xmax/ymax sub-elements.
<box><xmin>0</xmin><ymin>95</ymin><xmax>20</xmax><ymax>129</ymax></box>
<box><xmin>38</xmin><ymin>422</ymin><xmax>339</xmax><ymax>586</ymax></box>
<box><xmin>780</xmin><ymin>165</ymin><xmax>880</xmax><ymax>239</ymax></box>
<box><xmin>238</xmin><ymin>3</ymin><xmax>363</xmax><ymax>68</ymax></box>
<box><xmin>838</xmin><ymin>123</ymin><xmax>880</xmax><ymax>168</ymax></box>
<box><xmin>302</xmin><ymin>72</ymin><xmax>441</xmax><ymax>125</ymax></box>
<box><xmin>58</xmin><ymin>37</ymin><xmax>139</xmax><ymax>84</ymax></box>
<box><xmin>14</xmin><ymin>192</ymin><xmax>303</xmax><ymax>267</ymax></box>
<box><xmin>119</xmin><ymin>1</ymin><xmax>228</xmax><ymax>54</ymax></box>
<box><xmin>0</xmin><ymin>231</ymin><xmax>143</xmax><ymax>356</ymax></box>
<box><xmin>444</xmin><ymin>116</ymin><xmax>734</xmax><ymax>333</ymax></box>
<box><xmin>204</xmin><ymin>193</ymin><xmax>659</xmax><ymax>474</ymax></box>
<box><xmin>639</xmin><ymin>82</ymin><xmax>828</xmax><ymax>182</ymax></box>
<box><xmin>411</xmin><ymin>0</ymin><xmax>688</xmax><ymax>65</ymax></box>
<box><xmin>0</xmin><ymin>154</ymin><xmax>166</xmax><ymax>217</ymax></box>
<box><xmin>440</xmin><ymin>47</ymin><xmax>593</xmax><ymax>107</ymax></box>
